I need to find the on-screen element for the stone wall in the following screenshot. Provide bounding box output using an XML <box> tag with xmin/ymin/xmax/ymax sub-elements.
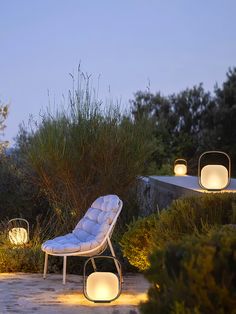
<box><xmin>137</xmin><ymin>175</ymin><xmax>236</xmax><ymax>216</ymax></box>
<box><xmin>137</xmin><ymin>176</ymin><xmax>201</xmax><ymax>216</ymax></box>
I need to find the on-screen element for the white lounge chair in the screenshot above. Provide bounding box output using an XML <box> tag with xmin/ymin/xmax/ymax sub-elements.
<box><xmin>41</xmin><ymin>194</ymin><xmax>123</xmax><ymax>284</ymax></box>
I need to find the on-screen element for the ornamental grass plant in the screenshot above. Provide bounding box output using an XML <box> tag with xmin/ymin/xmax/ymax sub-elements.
<box><xmin>17</xmin><ymin>71</ymin><xmax>156</xmax><ymax>233</ymax></box>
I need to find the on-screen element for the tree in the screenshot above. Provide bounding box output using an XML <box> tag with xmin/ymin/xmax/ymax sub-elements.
<box><xmin>0</xmin><ymin>101</ymin><xmax>9</xmax><ymax>153</ymax></box>
<box><xmin>213</xmin><ymin>67</ymin><xmax>236</xmax><ymax>175</ymax></box>
<box><xmin>131</xmin><ymin>85</ymin><xmax>215</xmax><ymax>173</ymax></box>
<box><xmin>131</xmin><ymin>91</ymin><xmax>174</xmax><ymax>168</ymax></box>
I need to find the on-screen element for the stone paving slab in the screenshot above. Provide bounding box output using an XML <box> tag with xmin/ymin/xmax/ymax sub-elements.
<box><xmin>0</xmin><ymin>273</ymin><xmax>149</xmax><ymax>314</ymax></box>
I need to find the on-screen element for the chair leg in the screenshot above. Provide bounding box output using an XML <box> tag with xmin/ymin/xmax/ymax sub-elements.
<box><xmin>107</xmin><ymin>237</ymin><xmax>123</xmax><ymax>283</ymax></box>
<box><xmin>91</xmin><ymin>258</ymin><xmax>97</xmax><ymax>271</ymax></box>
<box><xmin>63</xmin><ymin>256</ymin><xmax>67</xmax><ymax>285</ymax></box>
<box><xmin>43</xmin><ymin>253</ymin><xmax>48</xmax><ymax>279</ymax></box>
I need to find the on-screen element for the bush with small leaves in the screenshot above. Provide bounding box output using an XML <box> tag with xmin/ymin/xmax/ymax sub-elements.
<box><xmin>120</xmin><ymin>214</ymin><xmax>159</xmax><ymax>271</ymax></box>
<box><xmin>120</xmin><ymin>193</ymin><xmax>236</xmax><ymax>270</ymax></box>
<box><xmin>140</xmin><ymin>226</ymin><xmax>236</xmax><ymax>314</ymax></box>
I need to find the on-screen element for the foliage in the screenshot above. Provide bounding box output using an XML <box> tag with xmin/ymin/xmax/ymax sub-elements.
<box><xmin>0</xmin><ymin>102</ymin><xmax>9</xmax><ymax>152</ymax></box>
<box><xmin>120</xmin><ymin>193</ymin><xmax>236</xmax><ymax>270</ymax></box>
<box><xmin>120</xmin><ymin>214</ymin><xmax>159</xmax><ymax>271</ymax></box>
<box><xmin>155</xmin><ymin>163</ymin><xmax>173</xmax><ymax>176</ymax></box>
<box><xmin>140</xmin><ymin>226</ymin><xmax>236</xmax><ymax>314</ymax></box>
<box><xmin>0</xmin><ymin>244</ymin><xmax>44</xmax><ymax>273</ymax></box>
<box><xmin>213</xmin><ymin>68</ymin><xmax>236</xmax><ymax>174</ymax></box>
<box><xmin>131</xmin><ymin>85</ymin><xmax>214</xmax><ymax>173</ymax></box>
<box><xmin>0</xmin><ymin>218</ymin><xmax>41</xmax><ymax>272</ymax></box>
<box><xmin>0</xmin><ymin>207</ymin><xmax>134</xmax><ymax>274</ymax></box>
<box><xmin>131</xmin><ymin>67</ymin><xmax>236</xmax><ymax>175</ymax></box>
<box><xmin>0</xmin><ymin>153</ymin><xmax>50</xmax><ymax>225</ymax></box>
<box><xmin>0</xmin><ymin>212</ymin><xmax>75</xmax><ymax>273</ymax></box>
<box><xmin>18</xmin><ymin>72</ymin><xmax>156</xmax><ymax>231</ymax></box>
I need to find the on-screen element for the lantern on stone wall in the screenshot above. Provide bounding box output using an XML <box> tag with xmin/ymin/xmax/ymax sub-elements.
<box><xmin>198</xmin><ymin>151</ymin><xmax>231</xmax><ymax>191</ymax></box>
<box><xmin>8</xmin><ymin>218</ymin><xmax>29</xmax><ymax>245</ymax></box>
<box><xmin>174</xmin><ymin>159</ymin><xmax>187</xmax><ymax>176</ymax></box>
<box><xmin>83</xmin><ymin>256</ymin><xmax>122</xmax><ymax>303</ymax></box>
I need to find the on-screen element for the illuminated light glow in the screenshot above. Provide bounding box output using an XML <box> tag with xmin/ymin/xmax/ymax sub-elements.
<box><xmin>57</xmin><ymin>292</ymin><xmax>148</xmax><ymax>306</ymax></box>
<box><xmin>174</xmin><ymin>164</ymin><xmax>187</xmax><ymax>176</ymax></box>
<box><xmin>9</xmin><ymin>227</ymin><xmax>28</xmax><ymax>245</ymax></box>
<box><xmin>201</xmin><ymin>165</ymin><xmax>228</xmax><ymax>190</ymax></box>
<box><xmin>86</xmin><ymin>272</ymin><xmax>119</xmax><ymax>302</ymax></box>
<box><xmin>174</xmin><ymin>159</ymin><xmax>187</xmax><ymax>176</ymax></box>
<box><xmin>198</xmin><ymin>151</ymin><xmax>231</xmax><ymax>191</ymax></box>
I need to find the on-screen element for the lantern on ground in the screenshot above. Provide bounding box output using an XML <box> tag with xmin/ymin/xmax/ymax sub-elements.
<box><xmin>83</xmin><ymin>256</ymin><xmax>122</xmax><ymax>303</ymax></box>
<box><xmin>174</xmin><ymin>159</ymin><xmax>187</xmax><ymax>176</ymax></box>
<box><xmin>8</xmin><ymin>218</ymin><xmax>29</xmax><ymax>245</ymax></box>
<box><xmin>198</xmin><ymin>151</ymin><xmax>231</xmax><ymax>191</ymax></box>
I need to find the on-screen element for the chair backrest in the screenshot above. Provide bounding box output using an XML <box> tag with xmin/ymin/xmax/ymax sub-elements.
<box><xmin>72</xmin><ymin>195</ymin><xmax>123</xmax><ymax>251</ymax></box>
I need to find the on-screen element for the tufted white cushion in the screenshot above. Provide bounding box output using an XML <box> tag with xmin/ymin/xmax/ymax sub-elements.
<box><xmin>42</xmin><ymin>195</ymin><xmax>121</xmax><ymax>254</ymax></box>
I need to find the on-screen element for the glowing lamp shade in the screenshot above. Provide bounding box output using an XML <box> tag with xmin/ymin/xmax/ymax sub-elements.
<box><xmin>9</xmin><ymin>227</ymin><xmax>28</xmax><ymax>245</ymax></box>
<box><xmin>198</xmin><ymin>151</ymin><xmax>231</xmax><ymax>191</ymax></box>
<box><xmin>8</xmin><ymin>218</ymin><xmax>29</xmax><ymax>245</ymax></box>
<box><xmin>201</xmin><ymin>165</ymin><xmax>228</xmax><ymax>190</ymax></box>
<box><xmin>86</xmin><ymin>272</ymin><xmax>119</xmax><ymax>302</ymax></box>
<box><xmin>174</xmin><ymin>159</ymin><xmax>187</xmax><ymax>176</ymax></box>
<box><xmin>84</xmin><ymin>256</ymin><xmax>122</xmax><ymax>303</ymax></box>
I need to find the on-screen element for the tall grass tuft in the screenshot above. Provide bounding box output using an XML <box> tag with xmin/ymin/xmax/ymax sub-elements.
<box><xmin>19</xmin><ymin>70</ymin><xmax>156</xmax><ymax>231</ymax></box>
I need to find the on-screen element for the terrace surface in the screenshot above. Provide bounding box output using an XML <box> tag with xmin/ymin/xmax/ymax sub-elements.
<box><xmin>0</xmin><ymin>273</ymin><xmax>149</xmax><ymax>314</ymax></box>
<box><xmin>150</xmin><ymin>175</ymin><xmax>236</xmax><ymax>192</ymax></box>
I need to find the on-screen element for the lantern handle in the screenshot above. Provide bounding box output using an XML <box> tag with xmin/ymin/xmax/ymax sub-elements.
<box><xmin>174</xmin><ymin>158</ymin><xmax>187</xmax><ymax>166</ymax></box>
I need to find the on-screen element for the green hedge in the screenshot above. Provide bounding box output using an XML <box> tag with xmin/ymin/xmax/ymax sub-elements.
<box><xmin>140</xmin><ymin>226</ymin><xmax>236</xmax><ymax>314</ymax></box>
<box><xmin>120</xmin><ymin>193</ymin><xmax>236</xmax><ymax>270</ymax></box>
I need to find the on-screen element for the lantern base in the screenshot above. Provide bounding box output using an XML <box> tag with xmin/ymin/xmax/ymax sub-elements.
<box><xmin>93</xmin><ymin>300</ymin><xmax>112</xmax><ymax>303</ymax></box>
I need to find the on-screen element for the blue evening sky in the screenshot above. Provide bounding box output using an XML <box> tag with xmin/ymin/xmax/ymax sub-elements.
<box><xmin>0</xmin><ymin>0</ymin><xmax>236</xmax><ymax>145</ymax></box>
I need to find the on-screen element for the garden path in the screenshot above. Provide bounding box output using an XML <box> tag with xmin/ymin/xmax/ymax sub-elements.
<box><xmin>0</xmin><ymin>273</ymin><xmax>149</xmax><ymax>314</ymax></box>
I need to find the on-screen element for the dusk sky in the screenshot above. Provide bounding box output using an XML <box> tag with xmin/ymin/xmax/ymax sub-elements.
<box><xmin>0</xmin><ymin>0</ymin><xmax>236</xmax><ymax>145</ymax></box>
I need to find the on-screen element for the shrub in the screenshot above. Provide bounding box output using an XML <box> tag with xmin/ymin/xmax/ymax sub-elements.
<box><xmin>0</xmin><ymin>70</ymin><xmax>156</xmax><ymax>273</ymax></box>
<box><xmin>19</xmin><ymin>72</ymin><xmax>156</xmax><ymax>231</ymax></box>
<box><xmin>0</xmin><ymin>218</ymin><xmax>43</xmax><ymax>272</ymax></box>
<box><xmin>0</xmin><ymin>213</ymin><xmax>64</xmax><ymax>273</ymax></box>
<box><xmin>120</xmin><ymin>214</ymin><xmax>159</xmax><ymax>271</ymax></box>
<box><xmin>120</xmin><ymin>193</ymin><xmax>236</xmax><ymax>270</ymax></box>
<box><xmin>0</xmin><ymin>244</ymin><xmax>44</xmax><ymax>273</ymax></box>
<box><xmin>140</xmin><ymin>226</ymin><xmax>236</xmax><ymax>314</ymax></box>
<box><xmin>0</xmin><ymin>154</ymin><xmax>50</xmax><ymax>224</ymax></box>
